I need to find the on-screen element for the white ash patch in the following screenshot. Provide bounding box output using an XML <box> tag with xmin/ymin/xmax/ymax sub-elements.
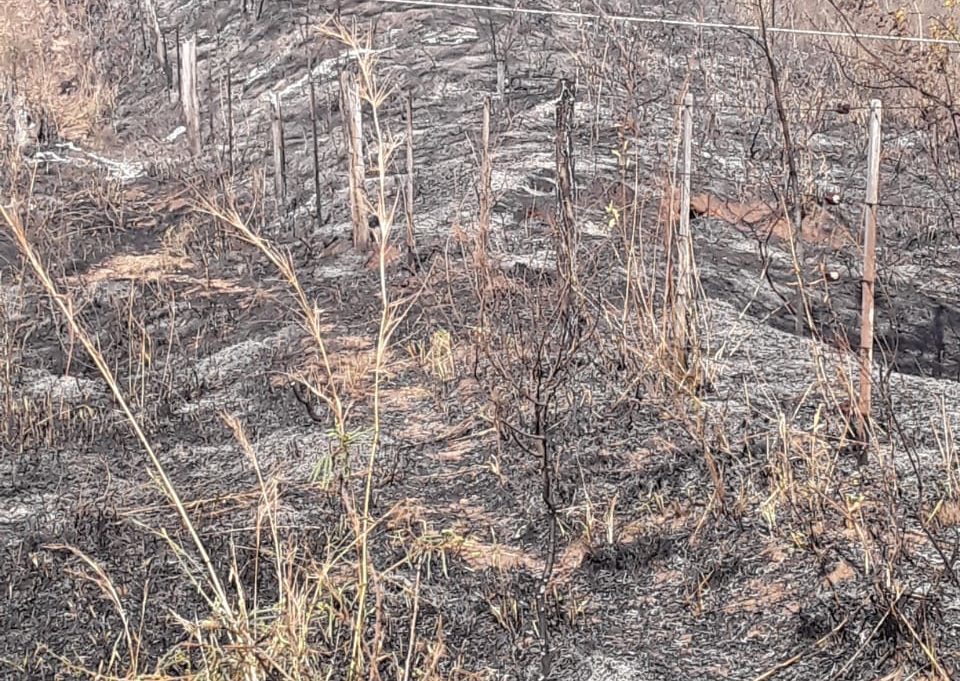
<box><xmin>277</xmin><ymin>55</ymin><xmax>344</xmax><ymax>100</ymax></box>
<box><xmin>21</xmin><ymin>368</ymin><xmax>107</xmax><ymax>405</ymax></box>
<box><xmin>174</xmin><ymin>324</ymin><xmax>303</xmax><ymax>420</ymax></box>
<box><xmin>420</xmin><ymin>25</ymin><xmax>478</xmax><ymax>46</ymax></box>
<box><xmin>489</xmin><ymin>152</ymin><xmax>555</xmax><ymax>199</ymax></box>
<box><xmin>160</xmin><ymin>443</ymin><xmax>253</xmax><ymax>491</ymax></box>
<box><xmin>398</xmin><ymin>214</ymin><xmax>446</xmax><ymax>240</ymax></box>
<box><xmin>73</xmin><ymin>278</ymin><xmax>143</xmax><ymax>312</ymax></box>
<box><xmin>584</xmin><ymin>652</ymin><xmax>648</xmax><ymax>681</ymax></box>
<box><xmin>707</xmin><ymin>300</ymin><xmax>852</xmax><ymax>384</ymax></box>
<box><xmin>194</xmin><ymin>323</ymin><xmax>299</xmax><ymax>387</ymax></box>
<box><xmin>890</xmin><ymin>131</ymin><xmax>924</xmax><ymax>150</ymax></box>
<box><xmin>253</xmin><ymin>425</ymin><xmax>367</xmax><ymax>480</ymax></box>
<box><xmin>242</xmin><ymin>51</ymin><xmax>286</xmax><ymax>90</ymax></box>
<box><xmin>883</xmin><ymin>370</ymin><xmax>960</xmax><ymax>450</ymax></box>
<box><xmin>313</xmin><ymin>252</ymin><xmax>369</xmax><ymax>280</ymax></box>
<box><xmin>0</xmin><ymin>494</ymin><xmax>59</xmax><ymax>526</ymax></box>
<box><xmin>581</xmin><ymin>218</ymin><xmax>612</xmax><ymax>238</ymax></box>
<box><xmin>807</xmin><ymin>133</ymin><xmax>846</xmax><ymax>155</ymax></box>
<box><xmin>161</xmin><ymin>425</ymin><xmax>373</xmax><ymax>489</ymax></box>
<box><xmin>33</xmin><ymin>142</ymin><xmax>145</xmax><ymax>183</ymax></box>
<box><xmin>497</xmin><ymin>249</ymin><xmax>556</xmax><ymax>274</ymax></box>
<box><xmin>0</xmin><ymin>283</ymin><xmax>26</xmax><ymax>321</ymax></box>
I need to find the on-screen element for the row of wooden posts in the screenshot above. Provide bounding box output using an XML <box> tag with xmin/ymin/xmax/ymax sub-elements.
<box><xmin>671</xmin><ymin>94</ymin><xmax>881</xmax><ymax>445</ymax></box>
<box><xmin>162</xmin><ymin>23</ymin><xmax>882</xmax><ymax>447</ymax></box>
<box><xmin>670</xmin><ymin>94</ymin><xmax>881</xmax><ymax>444</ymax></box>
<box><xmin>167</xmin><ymin>30</ymin><xmax>410</xmax><ymax>251</ymax></box>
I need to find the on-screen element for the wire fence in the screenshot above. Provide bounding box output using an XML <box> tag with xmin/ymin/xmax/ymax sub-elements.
<box><xmin>375</xmin><ymin>0</ymin><xmax>960</xmax><ymax>49</ymax></box>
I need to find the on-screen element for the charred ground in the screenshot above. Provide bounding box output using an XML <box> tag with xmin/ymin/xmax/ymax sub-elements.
<box><xmin>2</xmin><ymin>0</ymin><xmax>960</xmax><ymax>679</ymax></box>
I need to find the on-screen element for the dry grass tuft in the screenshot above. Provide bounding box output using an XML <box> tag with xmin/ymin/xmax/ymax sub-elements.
<box><xmin>0</xmin><ymin>0</ymin><xmax>115</xmax><ymax>145</ymax></box>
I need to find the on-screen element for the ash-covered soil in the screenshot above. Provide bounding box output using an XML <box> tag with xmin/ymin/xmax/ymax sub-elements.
<box><xmin>2</xmin><ymin>0</ymin><xmax>960</xmax><ymax>679</ymax></box>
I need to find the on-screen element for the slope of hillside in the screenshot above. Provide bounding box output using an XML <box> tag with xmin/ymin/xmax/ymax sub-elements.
<box><xmin>2</xmin><ymin>1</ymin><xmax>960</xmax><ymax>679</ymax></box>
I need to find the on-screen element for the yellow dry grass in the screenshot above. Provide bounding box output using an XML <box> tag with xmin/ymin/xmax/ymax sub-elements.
<box><xmin>0</xmin><ymin>0</ymin><xmax>114</xmax><ymax>144</ymax></box>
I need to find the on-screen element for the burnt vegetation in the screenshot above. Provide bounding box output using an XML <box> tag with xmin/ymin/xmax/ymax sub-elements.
<box><xmin>3</xmin><ymin>0</ymin><xmax>960</xmax><ymax>679</ymax></box>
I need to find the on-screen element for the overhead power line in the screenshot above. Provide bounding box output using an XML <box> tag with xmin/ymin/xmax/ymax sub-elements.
<box><xmin>375</xmin><ymin>0</ymin><xmax>960</xmax><ymax>47</ymax></box>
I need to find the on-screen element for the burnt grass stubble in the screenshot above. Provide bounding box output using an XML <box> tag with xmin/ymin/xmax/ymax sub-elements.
<box><xmin>2</xmin><ymin>0</ymin><xmax>960</xmax><ymax>679</ymax></box>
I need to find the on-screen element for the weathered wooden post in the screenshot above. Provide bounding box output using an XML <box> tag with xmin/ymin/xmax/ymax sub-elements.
<box><xmin>136</xmin><ymin>0</ymin><xmax>148</xmax><ymax>53</ymax></box>
<box><xmin>857</xmin><ymin>99</ymin><xmax>882</xmax><ymax>446</ymax></box>
<box><xmin>478</xmin><ymin>95</ymin><xmax>493</xmax><ymax>264</ymax></box>
<box><xmin>143</xmin><ymin>0</ymin><xmax>166</xmax><ymax>75</ymax></box>
<box><xmin>554</xmin><ymin>78</ymin><xmax>577</xmax><ymax>285</ymax></box>
<box><xmin>341</xmin><ymin>69</ymin><xmax>369</xmax><ymax>250</ymax></box>
<box><xmin>269</xmin><ymin>92</ymin><xmax>286</xmax><ymax>210</ymax></box>
<box><xmin>404</xmin><ymin>93</ymin><xmax>416</xmax><ymax>257</ymax></box>
<box><xmin>496</xmin><ymin>58</ymin><xmax>506</xmax><ymax>100</ymax></box>
<box><xmin>175</xmin><ymin>27</ymin><xmax>182</xmax><ymax>101</ymax></box>
<box><xmin>162</xmin><ymin>32</ymin><xmax>172</xmax><ymax>93</ymax></box>
<box><xmin>206</xmin><ymin>52</ymin><xmax>216</xmax><ymax>145</ymax></box>
<box><xmin>674</xmin><ymin>92</ymin><xmax>698</xmax><ymax>378</ymax></box>
<box><xmin>179</xmin><ymin>36</ymin><xmax>201</xmax><ymax>156</ymax></box>
<box><xmin>226</xmin><ymin>59</ymin><xmax>234</xmax><ymax>176</ymax></box>
<box><xmin>309</xmin><ymin>60</ymin><xmax>323</xmax><ymax>225</ymax></box>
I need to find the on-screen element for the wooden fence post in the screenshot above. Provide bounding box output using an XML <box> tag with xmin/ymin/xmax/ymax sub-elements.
<box><xmin>162</xmin><ymin>32</ymin><xmax>172</xmax><ymax>92</ymax></box>
<box><xmin>136</xmin><ymin>0</ymin><xmax>148</xmax><ymax>53</ymax></box>
<box><xmin>226</xmin><ymin>59</ymin><xmax>234</xmax><ymax>176</ymax></box>
<box><xmin>269</xmin><ymin>92</ymin><xmax>286</xmax><ymax>210</ymax></box>
<box><xmin>478</xmin><ymin>96</ymin><xmax>493</xmax><ymax>264</ymax></box>
<box><xmin>857</xmin><ymin>99</ymin><xmax>882</xmax><ymax>446</ymax></box>
<box><xmin>404</xmin><ymin>93</ymin><xmax>416</xmax><ymax>257</ymax></box>
<box><xmin>175</xmin><ymin>27</ymin><xmax>182</xmax><ymax>101</ymax></box>
<box><xmin>206</xmin><ymin>52</ymin><xmax>216</xmax><ymax>146</ymax></box>
<box><xmin>143</xmin><ymin>0</ymin><xmax>166</xmax><ymax>73</ymax></box>
<box><xmin>179</xmin><ymin>36</ymin><xmax>201</xmax><ymax>156</ymax></box>
<box><xmin>674</xmin><ymin>92</ymin><xmax>699</xmax><ymax>379</ymax></box>
<box><xmin>496</xmin><ymin>58</ymin><xmax>506</xmax><ymax>100</ymax></box>
<box><xmin>341</xmin><ymin>70</ymin><xmax>369</xmax><ymax>250</ymax></box>
<box><xmin>554</xmin><ymin>78</ymin><xmax>577</xmax><ymax>285</ymax></box>
<box><xmin>309</xmin><ymin>60</ymin><xmax>323</xmax><ymax>225</ymax></box>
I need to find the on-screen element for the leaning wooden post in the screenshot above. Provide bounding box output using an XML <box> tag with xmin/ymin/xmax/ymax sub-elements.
<box><xmin>857</xmin><ymin>99</ymin><xmax>882</xmax><ymax>445</ymax></box>
<box><xmin>269</xmin><ymin>92</ymin><xmax>286</xmax><ymax>210</ymax></box>
<box><xmin>179</xmin><ymin>36</ymin><xmax>201</xmax><ymax>156</ymax></box>
<box><xmin>341</xmin><ymin>70</ymin><xmax>369</xmax><ymax>250</ymax></box>
<box><xmin>554</xmin><ymin>78</ymin><xmax>578</xmax><ymax>285</ymax></box>
<box><xmin>477</xmin><ymin>96</ymin><xmax>493</xmax><ymax>265</ymax></box>
<box><xmin>404</xmin><ymin>93</ymin><xmax>416</xmax><ymax>257</ymax></box>
<box><xmin>674</xmin><ymin>92</ymin><xmax>697</xmax><ymax>379</ymax></box>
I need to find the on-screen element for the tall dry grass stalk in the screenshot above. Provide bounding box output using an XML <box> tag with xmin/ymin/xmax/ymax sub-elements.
<box><xmin>0</xmin><ymin>189</ymin><xmax>265</xmax><ymax>680</ymax></box>
<box><xmin>317</xmin><ymin>18</ymin><xmax>411</xmax><ymax>679</ymax></box>
<box><xmin>201</xmin><ymin>17</ymin><xmax>417</xmax><ymax>679</ymax></box>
